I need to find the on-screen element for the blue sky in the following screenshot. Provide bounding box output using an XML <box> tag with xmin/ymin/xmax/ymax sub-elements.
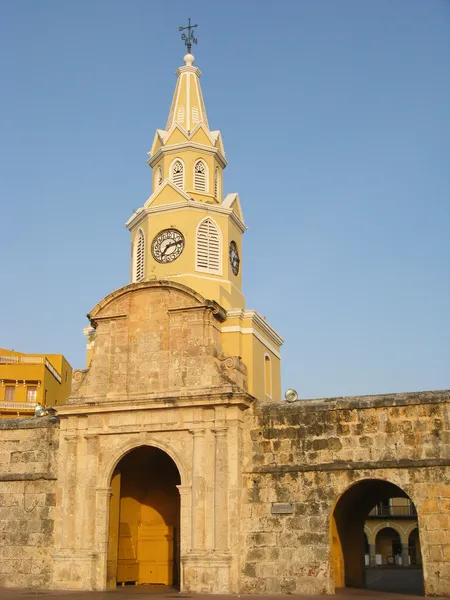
<box><xmin>1</xmin><ymin>1</ymin><xmax>449</xmax><ymax>399</ymax></box>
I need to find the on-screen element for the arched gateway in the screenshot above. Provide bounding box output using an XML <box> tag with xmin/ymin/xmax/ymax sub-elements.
<box><xmin>330</xmin><ymin>479</ymin><xmax>424</xmax><ymax>592</ymax></box>
<box><xmin>107</xmin><ymin>446</ymin><xmax>181</xmax><ymax>588</ymax></box>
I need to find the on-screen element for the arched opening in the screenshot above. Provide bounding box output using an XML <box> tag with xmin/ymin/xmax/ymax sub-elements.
<box><xmin>330</xmin><ymin>479</ymin><xmax>424</xmax><ymax>595</ymax></box>
<box><xmin>375</xmin><ymin>527</ymin><xmax>401</xmax><ymax>565</ymax></box>
<box><xmin>106</xmin><ymin>446</ymin><xmax>181</xmax><ymax>589</ymax></box>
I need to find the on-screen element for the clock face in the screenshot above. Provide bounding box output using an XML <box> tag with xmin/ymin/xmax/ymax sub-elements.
<box><xmin>151</xmin><ymin>228</ymin><xmax>185</xmax><ymax>263</ymax></box>
<box><xmin>229</xmin><ymin>241</ymin><xmax>240</xmax><ymax>276</ymax></box>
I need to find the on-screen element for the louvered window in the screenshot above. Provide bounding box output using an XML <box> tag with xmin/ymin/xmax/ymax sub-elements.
<box><xmin>172</xmin><ymin>160</ymin><xmax>184</xmax><ymax>188</ymax></box>
<box><xmin>156</xmin><ymin>167</ymin><xmax>163</xmax><ymax>187</ymax></box>
<box><xmin>196</xmin><ymin>218</ymin><xmax>221</xmax><ymax>274</ymax></box>
<box><xmin>192</xmin><ymin>106</ymin><xmax>199</xmax><ymax>125</ymax></box>
<box><xmin>194</xmin><ymin>160</ymin><xmax>207</xmax><ymax>192</ymax></box>
<box><xmin>177</xmin><ymin>105</ymin><xmax>184</xmax><ymax>123</ymax></box>
<box><xmin>214</xmin><ymin>168</ymin><xmax>219</xmax><ymax>199</ymax></box>
<box><xmin>135</xmin><ymin>230</ymin><xmax>145</xmax><ymax>282</ymax></box>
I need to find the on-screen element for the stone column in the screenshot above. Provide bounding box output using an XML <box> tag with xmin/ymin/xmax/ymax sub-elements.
<box><xmin>83</xmin><ymin>435</ymin><xmax>99</xmax><ymax>550</ymax></box>
<box><xmin>61</xmin><ymin>434</ymin><xmax>78</xmax><ymax>549</ymax></box>
<box><xmin>96</xmin><ymin>486</ymin><xmax>113</xmax><ymax>590</ymax></box>
<box><xmin>401</xmin><ymin>542</ymin><xmax>410</xmax><ymax>567</ymax></box>
<box><xmin>213</xmin><ymin>428</ymin><xmax>228</xmax><ymax>551</ymax></box>
<box><xmin>190</xmin><ymin>429</ymin><xmax>206</xmax><ymax>552</ymax></box>
<box><xmin>369</xmin><ymin>543</ymin><xmax>377</xmax><ymax>566</ymax></box>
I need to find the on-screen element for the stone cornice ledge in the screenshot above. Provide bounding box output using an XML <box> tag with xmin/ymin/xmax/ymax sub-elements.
<box><xmin>61</xmin><ymin>388</ymin><xmax>254</xmax><ymax>415</ymax></box>
<box><xmin>260</xmin><ymin>389</ymin><xmax>450</xmax><ymax>412</ymax></box>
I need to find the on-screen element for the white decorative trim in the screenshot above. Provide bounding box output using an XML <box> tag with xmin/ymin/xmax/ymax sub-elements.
<box><xmin>132</xmin><ymin>228</ymin><xmax>145</xmax><ymax>282</ymax></box>
<box><xmin>221</xmin><ymin>326</ymin><xmax>282</xmax><ymax>359</ymax></box>
<box><xmin>126</xmin><ymin>199</ymin><xmax>246</xmax><ymax>234</ymax></box>
<box><xmin>226</xmin><ymin>308</ymin><xmax>284</xmax><ymax>347</ymax></box>
<box><xmin>264</xmin><ymin>353</ymin><xmax>273</xmax><ymax>399</ymax></box>
<box><xmin>148</xmin><ymin>138</ymin><xmax>227</xmax><ymax>169</ymax></box>
<box><xmin>186</xmin><ymin>72</ymin><xmax>191</xmax><ymax>131</ymax></box>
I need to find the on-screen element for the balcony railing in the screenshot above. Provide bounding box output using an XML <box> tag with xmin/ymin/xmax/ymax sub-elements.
<box><xmin>368</xmin><ymin>506</ymin><xmax>417</xmax><ymax>518</ymax></box>
<box><xmin>0</xmin><ymin>401</ymin><xmax>37</xmax><ymax>411</ymax></box>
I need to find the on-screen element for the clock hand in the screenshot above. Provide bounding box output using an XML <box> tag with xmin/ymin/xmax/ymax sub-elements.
<box><xmin>160</xmin><ymin>240</ymin><xmax>179</xmax><ymax>257</ymax></box>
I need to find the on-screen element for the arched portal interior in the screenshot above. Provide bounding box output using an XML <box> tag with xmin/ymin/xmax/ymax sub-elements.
<box><xmin>107</xmin><ymin>446</ymin><xmax>181</xmax><ymax>588</ymax></box>
<box><xmin>375</xmin><ymin>527</ymin><xmax>401</xmax><ymax>565</ymax></box>
<box><xmin>330</xmin><ymin>479</ymin><xmax>422</xmax><ymax>590</ymax></box>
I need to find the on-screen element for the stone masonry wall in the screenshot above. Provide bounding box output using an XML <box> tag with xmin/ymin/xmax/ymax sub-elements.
<box><xmin>242</xmin><ymin>390</ymin><xmax>450</xmax><ymax>596</ymax></box>
<box><xmin>0</xmin><ymin>417</ymin><xmax>59</xmax><ymax>588</ymax></box>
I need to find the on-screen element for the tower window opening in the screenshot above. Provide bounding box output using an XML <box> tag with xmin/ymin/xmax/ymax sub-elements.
<box><xmin>156</xmin><ymin>166</ymin><xmax>163</xmax><ymax>188</ymax></box>
<box><xmin>264</xmin><ymin>355</ymin><xmax>272</xmax><ymax>398</ymax></box>
<box><xmin>177</xmin><ymin>105</ymin><xmax>185</xmax><ymax>123</ymax></box>
<box><xmin>196</xmin><ymin>217</ymin><xmax>221</xmax><ymax>274</ymax></box>
<box><xmin>171</xmin><ymin>160</ymin><xmax>184</xmax><ymax>188</ymax></box>
<box><xmin>192</xmin><ymin>105</ymin><xmax>199</xmax><ymax>125</ymax></box>
<box><xmin>214</xmin><ymin>168</ymin><xmax>220</xmax><ymax>199</ymax></box>
<box><xmin>134</xmin><ymin>229</ymin><xmax>145</xmax><ymax>282</ymax></box>
<box><xmin>194</xmin><ymin>160</ymin><xmax>207</xmax><ymax>193</ymax></box>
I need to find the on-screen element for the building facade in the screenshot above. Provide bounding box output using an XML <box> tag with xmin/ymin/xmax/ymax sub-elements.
<box><xmin>0</xmin><ymin>49</ymin><xmax>448</xmax><ymax>597</ymax></box>
<box><xmin>0</xmin><ymin>348</ymin><xmax>72</xmax><ymax>417</ymax></box>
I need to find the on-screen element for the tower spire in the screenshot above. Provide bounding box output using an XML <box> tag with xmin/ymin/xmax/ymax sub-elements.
<box><xmin>179</xmin><ymin>17</ymin><xmax>198</xmax><ymax>54</ymax></box>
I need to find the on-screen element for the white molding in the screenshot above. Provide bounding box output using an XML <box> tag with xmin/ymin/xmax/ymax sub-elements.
<box><xmin>186</xmin><ymin>72</ymin><xmax>191</xmax><ymax>131</ymax></box>
<box><xmin>126</xmin><ymin>199</ymin><xmax>246</xmax><ymax>233</ymax></box>
<box><xmin>221</xmin><ymin>326</ymin><xmax>282</xmax><ymax>359</ymax></box>
<box><xmin>226</xmin><ymin>308</ymin><xmax>284</xmax><ymax>347</ymax></box>
<box><xmin>148</xmin><ymin>139</ymin><xmax>227</xmax><ymax>169</ymax></box>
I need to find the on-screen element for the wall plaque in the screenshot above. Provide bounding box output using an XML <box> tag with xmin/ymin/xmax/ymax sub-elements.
<box><xmin>271</xmin><ymin>503</ymin><xmax>293</xmax><ymax>514</ymax></box>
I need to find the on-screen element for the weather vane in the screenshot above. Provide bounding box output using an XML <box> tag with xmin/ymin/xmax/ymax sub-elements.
<box><xmin>179</xmin><ymin>17</ymin><xmax>198</xmax><ymax>54</ymax></box>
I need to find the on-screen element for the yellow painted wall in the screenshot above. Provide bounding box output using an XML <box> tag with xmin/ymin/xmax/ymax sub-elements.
<box><xmin>0</xmin><ymin>348</ymin><xmax>72</xmax><ymax>417</ymax></box>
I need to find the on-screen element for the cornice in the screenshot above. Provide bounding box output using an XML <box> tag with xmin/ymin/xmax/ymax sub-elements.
<box><xmin>148</xmin><ymin>141</ymin><xmax>227</xmax><ymax>169</ymax></box>
<box><xmin>126</xmin><ymin>199</ymin><xmax>247</xmax><ymax>233</ymax></box>
<box><xmin>226</xmin><ymin>308</ymin><xmax>284</xmax><ymax>348</ymax></box>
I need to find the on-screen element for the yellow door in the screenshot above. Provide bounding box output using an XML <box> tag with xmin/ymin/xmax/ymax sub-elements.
<box><xmin>117</xmin><ymin>522</ymin><xmax>139</xmax><ymax>583</ymax></box>
<box><xmin>137</xmin><ymin>523</ymin><xmax>174</xmax><ymax>584</ymax></box>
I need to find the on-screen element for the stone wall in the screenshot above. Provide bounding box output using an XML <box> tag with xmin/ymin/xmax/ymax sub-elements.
<box><xmin>242</xmin><ymin>390</ymin><xmax>450</xmax><ymax>596</ymax></box>
<box><xmin>0</xmin><ymin>417</ymin><xmax>59</xmax><ymax>588</ymax></box>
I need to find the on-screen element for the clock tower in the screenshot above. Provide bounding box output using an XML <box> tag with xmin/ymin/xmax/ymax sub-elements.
<box><xmin>123</xmin><ymin>48</ymin><xmax>283</xmax><ymax>403</ymax></box>
<box><xmin>126</xmin><ymin>51</ymin><xmax>245</xmax><ymax>311</ymax></box>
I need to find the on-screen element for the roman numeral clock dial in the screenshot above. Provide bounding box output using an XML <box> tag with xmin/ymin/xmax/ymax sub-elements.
<box><xmin>151</xmin><ymin>228</ymin><xmax>185</xmax><ymax>263</ymax></box>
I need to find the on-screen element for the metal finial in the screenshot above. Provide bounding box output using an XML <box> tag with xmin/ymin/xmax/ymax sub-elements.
<box><xmin>178</xmin><ymin>17</ymin><xmax>198</xmax><ymax>54</ymax></box>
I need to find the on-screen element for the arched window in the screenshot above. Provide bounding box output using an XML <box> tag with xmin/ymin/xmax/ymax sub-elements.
<box><xmin>156</xmin><ymin>166</ymin><xmax>163</xmax><ymax>188</ymax></box>
<box><xmin>134</xmin><ymin>229</ymin><xmax>145</xmax><ymax>282</ymax></box>
<box><xmin>171</xmin><ymin>159</ymin><xmax>184</xmax><ymax>188</ymax></box>
<box><xmin>214</xmin><ymin>168</ymin><xmax>220</xmax><ymax>200</ymax></box>
<box><xmin>264</xmin><ymin>355</ymin><xmax>272</xmax><ymax>398</ymax></box>
<box><xmin>196</xmin><ymin>217</ymin><xmax>221</xmax><ymax>274</ymax></box>
<box><xmin>194</xmin><ymin>160</ymin><xmax>207</xmax><ymax>193</ymax></box>
<box><xmin>192</xmin><ymin>106</ymin><xmax>199</xmax><ymax>125</ymax></box>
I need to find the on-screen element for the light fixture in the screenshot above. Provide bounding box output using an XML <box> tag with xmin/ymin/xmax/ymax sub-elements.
<box><xmin>284</xmin><ymin>389</ymin><xmax>298</xmax><ymax>403</ymax></box>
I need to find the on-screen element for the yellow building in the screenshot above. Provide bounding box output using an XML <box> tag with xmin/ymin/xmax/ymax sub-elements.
<box><xmin>364</xmin><ymin>497</ymin><xmax>421</xmax><ymax>567</ymax></box>
<box><xmin>0</xmin><ymin>348</ymin><xmax>72</xmax><ymax>417</ymax></box>
<box><xmin>123</xmin><ymin>50</ymin><xmax>283</xmax><ymax>402</ymax></box>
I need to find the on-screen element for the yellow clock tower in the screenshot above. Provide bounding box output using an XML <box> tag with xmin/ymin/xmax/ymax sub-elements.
<box><xmin>124</xmin><ymin>49</ymin><xmax>283</xmax><ymax>402</ymax></box>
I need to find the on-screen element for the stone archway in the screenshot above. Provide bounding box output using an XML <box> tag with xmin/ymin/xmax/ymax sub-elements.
<box><xmin>330</xmin><ymin>478</ymin><xmax>422</xmax><ymax>590</ymax></box>
<box><xmin>106</xmin><ymin>445</ymin><xmax>181</xmax><ymax>588</ymax></box>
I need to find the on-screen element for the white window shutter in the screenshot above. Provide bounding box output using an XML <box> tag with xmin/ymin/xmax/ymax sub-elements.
<box><xmin>172</xmin><ymin>160</ymin><xmax>184</xmax><ymax>188</ymax></box>
<box><xmin>192</xmin><ymin>105</ymin><xmax>199</xmax><ymax>125</ymax></box>
<box><xmin>194</xmin><ymin>161</ymin><xmax>207</xmax><ymax>192</ymax></box>
<box><xmin>135</xmin><ymin>230</ymin><xmax>145</xmax><ymax>282</ymax></box>
<box><xmin>196</xmin><ymin>218</ymin><xmax>221</xmax><ymax>274</ymax></box>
